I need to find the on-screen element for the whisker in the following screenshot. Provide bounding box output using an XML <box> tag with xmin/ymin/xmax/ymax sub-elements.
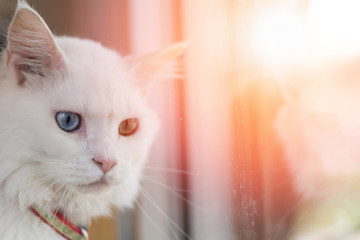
<box><xmin>267</xmin><ymin>193</ymin><xmax>303</xmax><ymax>238</ymax></box>
<box><xmin>61</xmin><ymin>186</ymin><xmax>74</xmax><ymax>230</ymax></box>
<box><xmin>0</xmin><ymin>170</ymin><xmax>57</xmax><ymax>197</ymax></box>
<box><xmin>139</xmin><ymin>186</ymin><xmax>192</xmax><ymax>240</ymax></box>
<box><xmin>142</xmin><ymin>175</ymin><xmax>191</xmax><ymax>192</ymax></box>
<box><xmin>22</xmin><ymin>152</ymin><xmax>72</xmax><ymax>167</ymax></box>
<box><xmin>135</xmin><ymin>199</ymin><xmax>171</xmax><ymax>240</ymax></box>
<box><xmin>51</xmin><ymin>182</ymin><xmax>70</xmax><ymax>227</ymax></box>
<box><xmin>2</xmin><ymin>178</ymin><xmax>61</xmax><ymax>229</ymax></box>
<box><xmin>22</xmin><ymin>168</ymin><xmax>59</xmax><ymax>179</ymax></box>
<box><xmin>142</xmin><ymin>175</ymin><xmax>207</xmax><ymax>213</ymax></box>
<box><xmin>144</xmin><ymin>166</ymin><xmax>198</xmax><ymax>176</ymax></box>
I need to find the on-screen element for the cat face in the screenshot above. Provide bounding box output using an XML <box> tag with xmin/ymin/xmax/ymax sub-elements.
<box><xmin>0</xmin><ymin>2</ymin><xmax>185</xmax><ymax>216</ymax></box>
<box><xmin>275</xmin><ymin>65</ymin><xmax>360</xmax><ymax>198</ymax></box>
<box><xmin>33</xmin><ymin>38</ymin><xmax>158</xmax><ymax>194</ymax></box>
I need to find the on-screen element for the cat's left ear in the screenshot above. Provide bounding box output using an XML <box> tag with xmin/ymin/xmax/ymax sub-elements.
<box><xmin>6</xmin><ymin>2</ymin><xmax>66</xmax><ymax>86</ymax></box>
<box><xmin>125</xmin><ymin>42</ymin><xmax>187</xmax><ymax>96</ymax></box>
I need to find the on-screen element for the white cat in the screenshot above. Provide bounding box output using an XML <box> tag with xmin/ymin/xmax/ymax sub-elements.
<box><xmin>0</xmin><ymin>2</ymin><xmax>185</xmax><ymax>239</ymax></box>
<box><xmin>275</xmin><ymin>62</ymin><xmax>360</xmax><ymax>240</ymax></box>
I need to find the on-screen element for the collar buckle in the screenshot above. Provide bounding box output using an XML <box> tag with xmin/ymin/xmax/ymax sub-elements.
<box><xmin>79</xmin><ymin>225</ymin><xmax>89</xmax><ymax>240</ymax></box>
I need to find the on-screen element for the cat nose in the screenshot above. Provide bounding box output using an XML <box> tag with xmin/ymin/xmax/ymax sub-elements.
<box><xmin>92</xmin><ymin>158</ymin><xmax>117</xmax><ymax>173</ymax></box>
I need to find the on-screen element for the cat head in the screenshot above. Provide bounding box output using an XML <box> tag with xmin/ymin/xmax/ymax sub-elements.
<box><xmin>0</xmin><ymin>1</ymin><xmax>185</xmax><ymax>222</ymax></box>
<box><xmin>274</xmin><ymin>61</ymin><xmax>360</xmax><ymax>199</ymax></box>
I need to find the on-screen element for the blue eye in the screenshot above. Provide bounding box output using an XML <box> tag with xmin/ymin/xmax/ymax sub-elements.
<box><xmin>55</xmin><ymin>112</ymin><xmax>81</xmax><ymax>132</ymax></box>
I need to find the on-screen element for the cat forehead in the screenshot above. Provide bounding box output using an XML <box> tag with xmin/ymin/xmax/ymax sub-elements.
<box><xmin>57</xmin><ymin>37</ymin><xmax>126</xmax><ymax>77</ymax></box>
<box><xmin>50</xmin><ymin>37</ymin><xmax>142</xmax><ymax>116</ymax></box>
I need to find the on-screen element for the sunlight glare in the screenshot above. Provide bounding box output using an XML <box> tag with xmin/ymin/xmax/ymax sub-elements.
<box><xmin>250</xmin><ymin>6</ymin><xmax>306</xmax><ymax>67</ymax></box>
<box><xmin>307</xmin><ymin>0</ymin><xmax>360</xmax><ymax>59</ymax></box>
<box><xmin>250</xmin><ymin>0</ymin><xmax>360</xmax><ymax>67</ymax></box>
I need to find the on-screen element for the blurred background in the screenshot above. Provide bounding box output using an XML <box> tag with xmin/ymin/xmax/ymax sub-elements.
<box><xmin>2</xmin><ymin>0</ymin><xmax>360</xmax><ymax>240</ymax></box>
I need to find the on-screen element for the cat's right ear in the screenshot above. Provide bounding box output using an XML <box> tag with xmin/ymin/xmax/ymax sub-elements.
<box><xmin>6</xmin><ymin>1</ymin><xmax>66</xmax><ymax>86</ymax></box>
<box><xmin>125</xmin><ymin>42</ymin><xmax>187</xmax><ymax>97</ymax></box>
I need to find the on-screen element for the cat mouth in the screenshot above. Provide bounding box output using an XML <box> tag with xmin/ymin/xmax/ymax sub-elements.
<box><xmin>78</xmin><ymin>178</ymin><xmax>111</xmax><ymax>192</ymax></box>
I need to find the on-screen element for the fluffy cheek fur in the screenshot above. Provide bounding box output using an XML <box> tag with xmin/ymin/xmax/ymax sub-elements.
<box><xmin>0</xmin><ymin>4</ymin><xmax>184</xmax><ymax>232</ymax></box>
<box><xmin>0</xmin><ymin>79</ymin><xmax>158</xmax><ymax>216</ymax></box>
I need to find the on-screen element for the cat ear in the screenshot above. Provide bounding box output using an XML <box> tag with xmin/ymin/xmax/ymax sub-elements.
<box><xmin>125</xmin><ymin>42</ymin><xmax>187</xmax><ymax>96</ymax></box>
<box><xmin>6</xmin><ymin>1</ymin><xmax>66</xmax><ymax>85</ymax></box>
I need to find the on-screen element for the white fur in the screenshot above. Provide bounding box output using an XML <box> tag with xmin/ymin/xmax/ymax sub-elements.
<box><xmin>0</xmin><ymin>2</ymin><xmax>185</xmax><ymax>239</ymax></box>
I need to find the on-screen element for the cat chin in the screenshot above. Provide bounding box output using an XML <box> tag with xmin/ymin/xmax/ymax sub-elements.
<box><xmin>37</xmin><ymin>182</ymin><xmax>140</xmax><ymax>225</ymax></box>
<box><xmin>74</xmin><ymin>178</ymin><xmax>115</xmax><ymax>194</ymax></box>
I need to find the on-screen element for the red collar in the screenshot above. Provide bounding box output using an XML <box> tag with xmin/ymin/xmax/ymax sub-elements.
<box><xmin>30</xmin><ymin>205</ymin><xmax>88</xmax><ymax>240</ymax></box>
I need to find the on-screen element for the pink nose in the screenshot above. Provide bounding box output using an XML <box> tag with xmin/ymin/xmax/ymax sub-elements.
<box><xmin>92</xmin><ymin>158</ymin><xmax>117</xmax><ymax>173</ymax></box>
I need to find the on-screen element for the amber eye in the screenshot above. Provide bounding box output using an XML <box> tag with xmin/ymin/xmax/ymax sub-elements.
<box><xmin>118</xmin><ymin>118</ymin><xmax>139</xmax><ymax>136</ymax></box>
